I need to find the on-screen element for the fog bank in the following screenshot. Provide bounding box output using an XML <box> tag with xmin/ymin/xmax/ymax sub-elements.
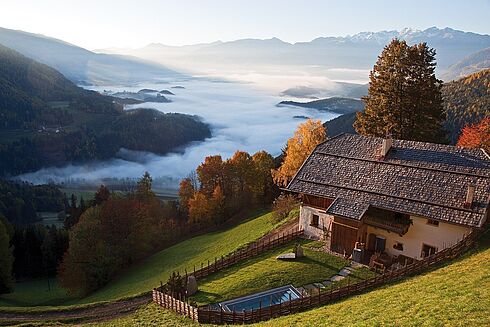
<box><xmin>17</xmin><ymin>79</ymin><xmax>338</xmax><ymax>187</ymax></box>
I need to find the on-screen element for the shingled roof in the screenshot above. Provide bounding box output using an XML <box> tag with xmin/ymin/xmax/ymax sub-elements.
<box><xmin>286</xmin><ymin>134</ymin><xmax>490</xmax><ymax>228</ymax></box>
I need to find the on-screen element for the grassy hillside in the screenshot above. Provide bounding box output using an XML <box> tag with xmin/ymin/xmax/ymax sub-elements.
<box><xmin>90</xmin><ymin>232</ymin><xmax>490</xmax><ymax>327</ymax></box>
<box><xmin>0</xmin><ymin>210</ymin><xmax>281</xmax><ymax>308</ymax></box>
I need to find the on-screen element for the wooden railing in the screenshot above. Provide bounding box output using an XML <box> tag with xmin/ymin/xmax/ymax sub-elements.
<box><xmin>154</xmin><ymin>229</ymin><xmax>480</xmax><ymax>324</ymax></box>
<box><xmin>152</xmin><ymin>227</ymin><xmax>304</xmax><ymax>320</ymax></box>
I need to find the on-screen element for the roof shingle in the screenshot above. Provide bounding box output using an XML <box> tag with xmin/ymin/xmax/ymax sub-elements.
<box><xmin>287</xmin><ymin>134</ymin><xmax>490</xmax><ymax>228</ymax></box>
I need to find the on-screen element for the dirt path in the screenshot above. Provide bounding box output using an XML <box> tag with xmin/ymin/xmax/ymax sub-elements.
<box><xmin>0</xmin><ymin>217</ymin><xmax>300</xmax><ymax>325</ymax></box>
<box><xmin>0</xmin><ymin>293</ymin><xmax>151</xmax><ymax>325</ymax></box>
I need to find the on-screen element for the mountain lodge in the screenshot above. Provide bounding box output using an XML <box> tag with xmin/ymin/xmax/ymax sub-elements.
<box><xmin>286</xmin><ymin>133</ymin><xmax>490</xmax><ymax>265</ymax></box>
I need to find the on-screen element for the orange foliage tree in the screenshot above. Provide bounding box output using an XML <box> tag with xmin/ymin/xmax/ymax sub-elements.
<box><xmin>457</xmin><ymin>117</ymin><xmax>490</xmax><ymax>152</ymax></box>
<box><xmin>180</xmin><ymin>150</ymin><xmax>277</xmax><ymax>225</ymax></box>
<box><xmin>272</xmin><ymin>119</ymin><xmax>326</xmax><ymax>187</ymax></box>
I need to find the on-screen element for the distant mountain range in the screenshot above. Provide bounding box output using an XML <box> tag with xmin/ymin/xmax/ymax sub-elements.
<box><xmin>0</xmin><ymin>27</ymin><xmax>182</xmax><ymax>85</ymax></box>
<box><xmin>442</xmin><ymin>47</ymin><xmax>490</xmax><ymax>81</ymax></box>
<box><xmin>101</xmin><ymin>27</ymin><xmax>490</xmax><ymax>80</ymax></box>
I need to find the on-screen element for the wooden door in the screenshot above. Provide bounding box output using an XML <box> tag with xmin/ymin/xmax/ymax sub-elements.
<box><xmin>331</xmin><ymin>222</ymin><xmax>358</xmax><ymax>255</ymax></box>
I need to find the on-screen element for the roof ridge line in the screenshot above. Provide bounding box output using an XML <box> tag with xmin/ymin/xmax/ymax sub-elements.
<box><xmin>315</xmin><ymin>150</ymin><xmax>490</xmax><ymax>179</ymax></box>
<box><xmin>297</xmin><ymin>177</ymin><xmax>480</xmax><ymax>215</ymax></box>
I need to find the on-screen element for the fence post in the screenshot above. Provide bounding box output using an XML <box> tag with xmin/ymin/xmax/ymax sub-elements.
<box><xmin>220</xmin><ymin>305</ymin><xmax>224</xmax><ymax>324</ymax></box>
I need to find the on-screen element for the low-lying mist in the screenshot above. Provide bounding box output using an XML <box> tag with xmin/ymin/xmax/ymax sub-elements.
<box><xmin>17</xmin><ymin>79</ymin><xmax>339</xmax><ymax>188</ymax></box>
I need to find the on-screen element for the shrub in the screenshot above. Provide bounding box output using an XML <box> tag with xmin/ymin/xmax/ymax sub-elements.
<box><xmin>272</xmin><ymin>193</ymin><xmax>300</xmax><ymax>223</ymax></box>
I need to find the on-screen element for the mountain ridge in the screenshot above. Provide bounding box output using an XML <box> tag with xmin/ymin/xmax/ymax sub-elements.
<box><xmin>0</xmin><ymin>27</ymin><xmax>183</xmax><ymax>85</ymax></box>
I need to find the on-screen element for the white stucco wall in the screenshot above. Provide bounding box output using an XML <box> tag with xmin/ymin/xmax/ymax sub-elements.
<box><xmin>365</xmin><ymin>215</ymin><xmax>472</xmax><ymax>260</ymax></box>
<box><xmin>299</xmin><ymin>205</ymin><xmax>334</xmax><ymax>239</ymax></box>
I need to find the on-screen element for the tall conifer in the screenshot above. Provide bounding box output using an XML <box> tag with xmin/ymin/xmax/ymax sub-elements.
<box><xmin>355</xmin><ymin>39</ymin><xmax>445</xmax><ymax>142</ymax></box>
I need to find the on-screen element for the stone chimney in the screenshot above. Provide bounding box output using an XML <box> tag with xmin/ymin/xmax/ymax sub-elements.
<box><xmin>464</xmin><ymin>184</ymin><xmax>476</xmax><ymax>208</ymax></box>
<box><xmin>381</xmin><ymin>137</ymin><xmax>393</xmax><ymax>157</ymax></box>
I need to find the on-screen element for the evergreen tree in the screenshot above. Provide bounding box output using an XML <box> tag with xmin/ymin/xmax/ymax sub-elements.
<box><xmin>136</xmin><ymin>171</ymin><xmax>154</xmax><ymax>200</ymax></box>
<box><xmin>93</xmin><ymin>185</ymin><xmax>110</xmax><ymax>205</ymax></box>
<box><xmin>354</xmin><ymin>39</ymin><xmax>445</xmax><ymax>142</ymax></box>
<box><xmin>70</xmin><ymin>194</ymin><xmax>77</xmax><ymax>210</ymax></box>
<box><xmin>0</xmin><ymin>218</ymin><xmax>13</xmax><ymax>293</ymax></box>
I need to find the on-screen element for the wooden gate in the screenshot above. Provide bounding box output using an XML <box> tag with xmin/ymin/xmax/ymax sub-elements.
<box><xmin>330</xmin><ymin>220</ymin><xmax>358</xmax><ymax>255</ymax></box>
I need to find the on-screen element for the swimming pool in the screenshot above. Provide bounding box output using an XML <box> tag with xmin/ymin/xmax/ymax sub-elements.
<box><xmin>218</xmin><ymin>285</ymin><xmax>301</xmax><ymax>312</ymax></box>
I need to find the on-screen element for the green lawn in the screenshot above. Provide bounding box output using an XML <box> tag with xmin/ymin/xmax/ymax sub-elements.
<box><xmin>86</xmin><ymin>233</ymin><xmax>490</xmax><ymax>327</ymax></box>
<box><xmin>0</xmin><ymin>210</ymin><xmax>282</xmax><ymax>309</ymax></box>
<box><xmin>0</xmin><ymin>279</ymin><xmax>73</xmax><ymax>307</ymax></box>
<box><xmin>190</xmin><ymin>240</ymin><xmax>360</xmax><ymax>306</ymax></box>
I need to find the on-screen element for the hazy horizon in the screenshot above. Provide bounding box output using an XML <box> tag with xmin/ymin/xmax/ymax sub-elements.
<box><xmin>0</xmin><ymin>0</ymin><xmax>488</xmax><ymax>50</ymax></box>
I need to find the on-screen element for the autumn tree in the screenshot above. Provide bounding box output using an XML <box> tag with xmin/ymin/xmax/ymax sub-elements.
<box><xmin>209</xmin><ymin>185</ymin><xmax>225</xmax><ymax>225</ymax></box>
<box><xmin>457</xmin><ymin>117</ymin><xmax>490</xmax><ymax>152</ymax></box>
<box><xmin>251</xmin><ymin>151</ymin><xmax>276</xmax><ymax>204</ymax></box>
<box><xmin>196</xmin><ymin>156</ymin><xmax>224</xmax><ymax>196</ymax></box>
<box><xmin>272</xmin><ymin>119</ymin><xmax>326</xmax><ymax>187</ymax></box>
<box><xmin>188</xmin><ymin>192</ymin><xmax>210</xmax><ymax>225</ymax></box>
<box><xmin>225</xmin><ymin>151</ymin><xmax>255</xmax><ymax>209</ymax></box>
<box><xmin>178</xmin><ymin>177</ymin><xmax>195</xmax><ymax>217</ymax></box>
<box><xmin>354</xmin><ymin>39</ymin><xmax>445</xmax><ymax>142</ymax></box>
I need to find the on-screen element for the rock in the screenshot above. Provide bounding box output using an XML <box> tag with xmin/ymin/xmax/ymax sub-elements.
<box><xmin>186</xmin><ymin>275</ymin><xmax>198</xmax><ymax>296</ymax></box>
<box><xmin>338</xmin><ymin>268</ymin><xmax>352</xmax><ymax>277</ymax></box>
<box><xmin>330</xmin><ymin>275</ymin><xmax>345</xmax><ymax>282</ymax></box>
<box><xmin>277</xmin><ymin>253</ymin><xmax>296</xmax><ymax>260</ymax></box>
<box><xmin>295</xmin><ymin>245</ymin><xmax>304</xmax><ymax>258</ymax></box>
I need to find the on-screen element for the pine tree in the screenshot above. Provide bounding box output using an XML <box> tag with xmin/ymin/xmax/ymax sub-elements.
<box><xmin>0</xmin><ymin>218</ymin><xmax>13</xmax><ymax>294</ymax></box>
<box><xmin>136</xmin><ymin>171</ymin><xmax>154</xmax><ymax>200</ymax></box>
<box><xmin>94</xmin><ymin>185</ymin><xmax>110</xmax><ymax>205</ymax></box>
<box><xmin>354</xmin><ymin>39</ymin><xmax>445</xmax><ymax>142</ymax></box>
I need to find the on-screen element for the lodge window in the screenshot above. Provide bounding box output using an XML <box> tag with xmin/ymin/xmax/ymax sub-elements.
<box><xmin>310</xmin><ymin>214</ymin><xmax>319</xmax><ymax>227</ymax></box>
<box><xmin>421</xmin><ymin>244</ymin><xmax>437</xmax><ymax>258</ymax></box>
<box><xmin>393</xmin><ymin>242</ymin><xmax>404</xmax><ymax>251</ymax></box>
<box><xmin>427</xmin><ymin>219</ymin><xmax>439</xmax><ymax>227</ymax></box>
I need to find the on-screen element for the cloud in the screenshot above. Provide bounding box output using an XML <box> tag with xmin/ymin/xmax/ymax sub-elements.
<box><xmin>17</xmin><ymin>79</ymin><xmax>339</xmax><ymax>187</ymax></box>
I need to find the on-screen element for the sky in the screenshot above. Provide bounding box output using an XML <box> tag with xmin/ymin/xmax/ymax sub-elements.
<box><xmin>1</xmin><ymin>0</ymin><xmax>489</xmax><ymax>50</ymax></box>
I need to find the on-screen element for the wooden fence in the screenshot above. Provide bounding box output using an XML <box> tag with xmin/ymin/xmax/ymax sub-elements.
<box><xmin>152</xmin><ymin>227</ymin><xmax>304</xmax><ymax>320</ymax></box>
<box><xmin>154</xmin><ymin>229</ymin><xmax>480</xmax><ymax>324</ymax></box>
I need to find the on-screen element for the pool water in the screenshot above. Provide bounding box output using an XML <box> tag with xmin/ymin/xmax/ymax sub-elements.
<box><xmin>218</xmin><ymin>285</ymin><xmax>301</xmax><ymax>312</ymax></box>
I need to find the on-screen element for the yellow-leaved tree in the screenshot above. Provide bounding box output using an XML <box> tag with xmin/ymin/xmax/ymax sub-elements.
<box><xmin>272</xmin><ymin>119</ymin><xmax>326</xmax><ymax>187</ymax></box>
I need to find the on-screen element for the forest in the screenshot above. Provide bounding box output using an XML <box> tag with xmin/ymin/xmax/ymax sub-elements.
<box><xmin>0</xmin><ymin>44</ymin><xmax>211</xmax><ymax>176</ymax></box>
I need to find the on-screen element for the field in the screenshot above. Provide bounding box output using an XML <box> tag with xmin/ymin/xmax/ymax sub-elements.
<box><xmin>190</xmin><ymin>240</ymin><xmax>372</xmax><ymax>306</ymax></box>
<box><xmin>0</xmin><ymin>210</ymin><xmax>283</xmax><ymax>308</ymax></box>
<box><xmin>89</xmin><ymin>232</ymin><xmax>490</xmax><ymax>327</ymax></box>
<box><xmin>0</xmin><ymin>279</ymin><xmax>72</xmax><ymax>307</ymax></box>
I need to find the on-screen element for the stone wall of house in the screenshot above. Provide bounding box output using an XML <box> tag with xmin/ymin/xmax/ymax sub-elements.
<box><xmin>365</xmin><ymin>215</ymin><xmax>472</xmax><ymax>260</ymax></box>
<box><xmin>299</xmin><ymin>205</ymin><xmax>334</xmax><ymax>240</ymax></box>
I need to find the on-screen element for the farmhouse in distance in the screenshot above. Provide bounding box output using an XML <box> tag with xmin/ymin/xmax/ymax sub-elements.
<box><xmin>287</xmin><ymin>133</ymin><xmax>490</xmax><ymax>264</ymax></box>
